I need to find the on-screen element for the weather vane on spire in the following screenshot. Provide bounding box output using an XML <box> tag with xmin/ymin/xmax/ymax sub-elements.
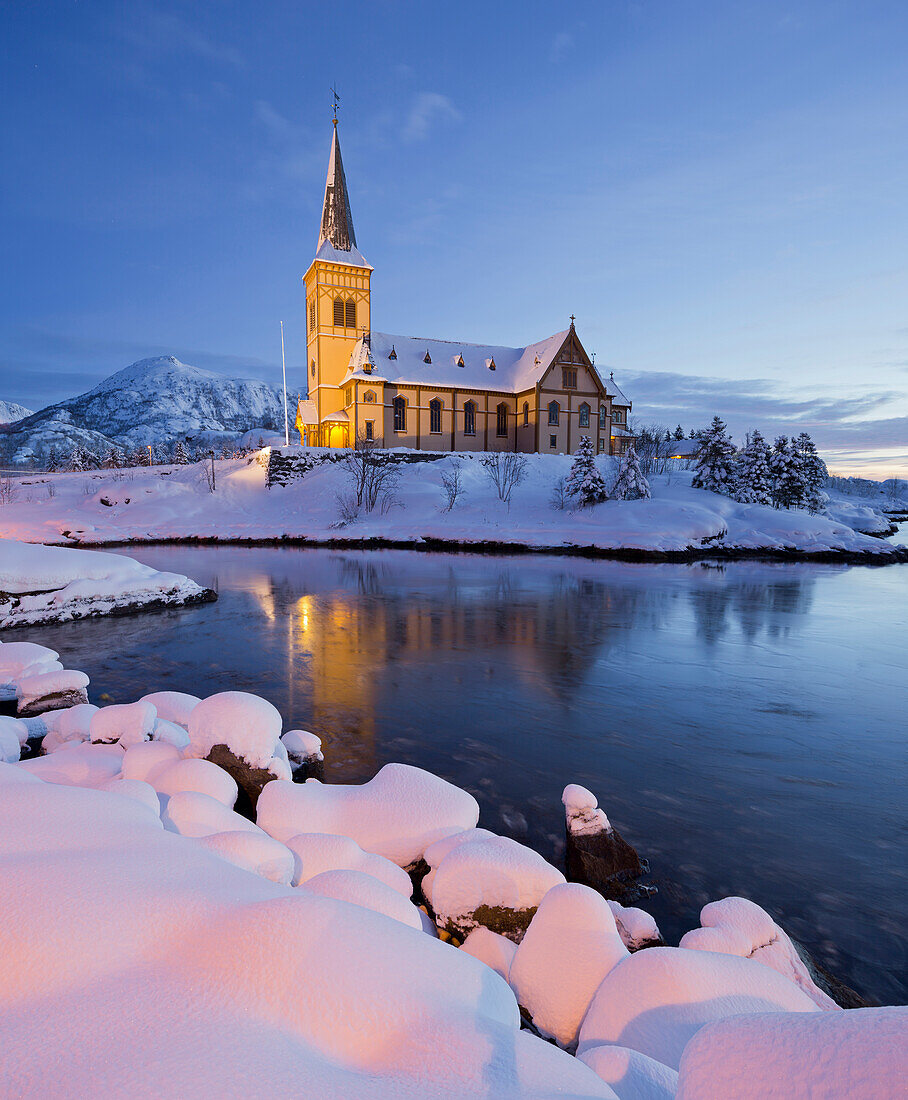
<box><xmin>331</xmin><ymin>85</ymin><xmax>340</xmax><ymax>125</ymax></box>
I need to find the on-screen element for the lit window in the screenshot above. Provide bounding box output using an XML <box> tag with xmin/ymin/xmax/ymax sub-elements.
<box><xmin>430</xmin><ymin>398</ymin><xmax>442</xmax><ymax>434</ymax></box>
<box><xmin>523</xmin><ymin>401</ymin><xmax>529</xmax><ymax>426</ymax></box>
<box><xmin>548</xmin><ymin>401</ymin><xmax>560</xmax><ymax>426</ymax></box>
<box><xmin>562</xmin><ymin>369</ymin><xmax>577</xmax><ymax>388</ymax></box>
<box><xmin>578</xmin><ymin>402</ymin><xmax>590</xmax><ymax>428</ymax></box>
<box><xmin>464</xmin><ymin>400</ymin><xmax>476</xmax><ymax>435</ymax></box>
<box><xmin>393</xmin><ymin>396</ymin><xmax>406</xmax><ymax>432</ymax></box>
<box><xmin>345</xmin><ymin>299</ymin><xmax>356</xmax><ymax>329</ymax></box>
<box><xmin>333</xmin><ymin>297</ymin><xmax>344</xmax><ymax>327</ymax></box>
<box><xmin>365</xmin><ymin>420</ymin><xmax>374</xmax><ymax>441</ymax></box>
<box><xmin>496</xmin><ymin>402</ymin><xmax>508</xmax><ymax>437</ymax></box>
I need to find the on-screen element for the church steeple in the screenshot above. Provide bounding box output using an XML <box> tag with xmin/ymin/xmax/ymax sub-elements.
<box><xmin>318</xmin><ymin>123</ymin><xmax>357</xmax><ymax>253</ymax></box>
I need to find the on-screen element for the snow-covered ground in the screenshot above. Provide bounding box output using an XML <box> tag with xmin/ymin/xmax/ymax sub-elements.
<box><xmin>0</xmin><ymin>675</ymin><xmax>903</xmax><ymax>1097</ymax></box>
<box><xmin>0</xmin><ymin>539</ymin><xmax>214</xmax><ymax>628</ymax></box>
<box><xmin>0</xmin><ymin>450</ymin><xmax>903</xmax><ymax>561</ymax></box>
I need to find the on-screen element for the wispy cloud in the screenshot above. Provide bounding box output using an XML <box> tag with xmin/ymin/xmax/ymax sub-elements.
<box><xmin>118</xmin><ymin>7</ymin><xmax>245</xmax><ymax>69</ymax></box>
<box><xmin>403</xmin><ymin>93</ymin><xmax>462</xmax><ymax>143</ymax></box>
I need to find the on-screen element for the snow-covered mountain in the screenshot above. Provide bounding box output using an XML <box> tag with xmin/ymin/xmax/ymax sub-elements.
<box><xmin>1</xmin><ymin>357</ymin><xmax>286</xmax><ymax>464</ymax></box>
<box><xmin>0</xmin><ymin>400</ymin><xmax>33</xmax><ymax>425</ymax></box>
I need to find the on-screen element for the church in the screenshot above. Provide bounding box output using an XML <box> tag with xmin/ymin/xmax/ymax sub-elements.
<box><xmin>300</xmin><ymin>121</ymin><xmax>635</xmax><ymax>456</ymax></box>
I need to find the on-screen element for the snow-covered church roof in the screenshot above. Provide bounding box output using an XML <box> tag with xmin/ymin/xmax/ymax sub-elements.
<box><xmin>343</xmin><ymin>330</ymin><xmax>572</xmax><ymax>395</ymax></box>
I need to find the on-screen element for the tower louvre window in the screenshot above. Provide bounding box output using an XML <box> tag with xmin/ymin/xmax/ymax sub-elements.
<box><xmin>308</xmin><ymin>299</ymin><xmax>315</xmax><ymax>332</ymax></box>
<box><xmin>496</xmin><ymin>402</ymin><xmax>508</xmax><ymax>437</ymax></box>
<box><xmin>345</xmin><ymin>298</ymin><xmax>356</xmax><ymax>329</ymax></box>
<box><xmin>429</xmin><ymin>398</ymin><xmax>442</xmax><ymax>434</ymax></box>
<box><xmin>333</xmin><ymin>297</ymin><xmax>345</xmax><ymax>327</ymax></box>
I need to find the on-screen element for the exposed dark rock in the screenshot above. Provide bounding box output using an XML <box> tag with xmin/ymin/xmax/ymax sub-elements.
<box><xmin>290</xmin><ymin>757</ymin><xmax>324</xmax><ymax>783</ymax></box>
<box><xmin>18</xmin><ymin>687</ymin><xmax>89</xmax><ymax>718</ymax></box>
<box><xmin>562</xmin><ymin>784</ymin><xmax>654</xmax><ymax>903</ymax></box>
<box><xmin>205</xmin><ymin>743</ymin><xmax>279</xmax><ymax>820</ymax></box>
<box><xmin>791</xmin><ymin>937</ymin><xmax>875</xmax><ymax>1009</ymax></box>
<box><xmin>442</xmin><ymin>904</ymin><xmax>539</xmax><ymax>945</ymax></box>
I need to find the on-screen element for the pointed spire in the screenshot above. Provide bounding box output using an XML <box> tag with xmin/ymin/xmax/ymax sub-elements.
<box><xmin>318</xmin><ymin>124</ymin><xmax>357</xmax><ymax>252</ymax></box>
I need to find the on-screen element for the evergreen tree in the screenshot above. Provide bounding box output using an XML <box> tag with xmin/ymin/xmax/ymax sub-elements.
<box><xmin>795</xmin><ymin>432</ymin><xmax>828</xmax><ymax>513</ymax></box>
<box><xmin>219</xmin><ymin>442</ymin><xmax>233</xmax><ymax>460</ymax></box>
<box><xmin>67</xmin><ymin>445</ymin><xmax>85</xmax><ymax>472</ymax></box>
<box><xmin>769</xmin><ymin>435</ymin><xmax>805</xmax><ymax>508</ymax></box>
<box><xmin>674</xmin><ymin>425</ymin><xmax>685</xmax><ymax>440</ymax></box>
<box><xmin>126</xmin><ymin>446</ymin><xmax>145</xmax><ymax>468</ymax></box>
<box><xmin>734</xmin><ymin>429</ymin><xmax>773</xmax><ymax>505</ymax></box>
<box><xmin>173</xmin><ymin>441</ymin><xmax>189</xmax><ymax>465</ymax></box>
<box><xmin>612</xmin><ymin>445</ymin><xmax>651</xmax><ymax>500</ymax></box>
<box><xmin>103</xmin><ymin>446</ymin><xmax>122</xmax><ymax>469</ymax></box>
<box><xmin>564</xmin><ymin>436</ymin><xmax>608</xmax><ymax>506</ymax></box>
<box><xmin>692</xmin><ymin>415</ymin><xmax>737</xmax><ymax>495</ymax></box>
<box><xmin>46</xmin><ymin>445</ymin><xmax>60</xmax><ymax>472</ymax></box>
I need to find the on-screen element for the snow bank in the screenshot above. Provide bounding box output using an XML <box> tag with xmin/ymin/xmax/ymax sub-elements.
<box><xmin>285</xmin><ymin>831</ymin><xmax>413</xmax><ymax>895</ymax></box>
<box><xmin>676</xmin><ymin>1006</ymin><xmax>907</xmax><ymax>1099</ymax></box>
<box><xmin>0</xmin><ymin>539</ymin><xmax>213</xmax><ymax>628</ymax></box>
<box><xmin>679</xmin><ymin>896</ymin><xmax>839</xmax><ymax>1010</ymax></box>
<box><xmin>577</xmin><ymin>946</ymin><xmax>820</xmax><ymax>1069</ymax></box>
<box><xmin>121</xmin><ymin>740</ymin><xmax>182</xmax><ymax>783</ymax></box>
<box><xmin>257</xmin><ymin>763</ymin><xmax>480</xmax><ymax>867</ymax></box>
<box><xmin>579</xmin><ymin>1046</ymin><xmax>679</xmax><ymax>1100</ymax></box>
<box><xmin>304</xmin><ymin>868</ymin><xmax>424</xmax><ymax>930</ymax></box>
<box><xmin>197</xmin><ymin>830</ymin><xmax>295</xmax><ymax>884</ymax></box>
<box><xmin>162</xmin><ymin>790</ymin><xmax>264</xmax><ymax>838</ymax></box>
<box><xmin>17</xmin><ymin>741</ymin><xmax>124</xmax><ymax>788</ymax></box>
<box><xmin>187</xmin><ymin>690</ymin><xmax>282</xmax><ymax>769</ymax></box>
<box><xmin>152</xmin><ymin>758</ymin><xmax>238</xmax><ymax>806</ymax></box>
<box><xmin>509</xmin><ymin>883</ymin><xmax>629</xmax><ymax>1048</ymax></box>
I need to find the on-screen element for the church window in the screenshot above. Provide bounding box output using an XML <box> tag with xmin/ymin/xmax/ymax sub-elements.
<box><xmin>599</xmin><ymin>405</ymin><xmax>607</xmax><ymax>428</ymax></box>
<box><xmin>464</xmin><ymin>400</ymin><xmax>476</xmax><ymax>435</ymax></box>
<box><xmin>365</xmin><ymin>420</ymin><xmax>374</xmax><ymax>441</ymax></box>
<box><xmin>393</xmin><ymin>396</ymin><xmax>406</xmax><ymax>432</ymax></box>
<box><xmin>523</xmin><ymin>402</ymin><xmax>529</xmax><ymax>426</ymax></box>
<box><xmin>430</xmin><ymin>399</ymin><xmax>442</xmax><ymax>434</ymax></box>
<box><xmin>496</xmin><ymin>403</ymin><xmax>508</xmax><ymax>437</ymax></box>
<box><xmin>562</xmin><ymin>368</ymin><xmax>577</xmax><ymax>388</ymax></box>
<box><xmin>548</xmin><ymin>401</ymin><xmax>560</xmax><ymax>425</ymax></box>
<box><xmin>333</xmin><ymin>296</ymin><xmax>345</xmax><ymax>327</ymax></box>
<box><xmin>345</xmin><ymin>299</ymin><xmax>356</xmax><ymax>329</ymax></box>
<box><xmin>614</xmin><ymin>408</ymin><xmax>623</xmax><ymax>424</ymax></box>
<box><xmin>578</xmin><ymin>402</ymin><xmax>590</xmax><ymax>428</ymax></box>
<box><xmin>549</xmin><ymin>434</ymin><xmax>557</xmax><ymax>449</ymax></box>
<box><xmin>363</xmin><ymin>390</ymin><xmax>376</xmax><ymax>403</ymax></box>
<box><xmin>598</xmin><ymin>438</ymin><xmax>605</xmax><ymax>452</ymax></box>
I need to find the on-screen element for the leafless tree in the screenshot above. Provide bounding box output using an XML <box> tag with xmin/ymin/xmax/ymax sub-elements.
<box><xmin>480</xmin><ymin>451</ymin><xmax>527</xmax><ymax>508</ymax></box>
<box><xmin>342</xmin><ymin>431</ymin><xmax>401</xmax><ymax>515</ymax></box>
<box><xmin>550</xmin><ymin>475</ymin><xmax>570</xmax><ymax>511</ymax></box>
<box><xmin>440</xmin><ymin>460</ymin><xmax>465</xmax><ymax>512</ymax></box>
<box><xmin>0</xmin><ymin>474</ymin><xmax>16</xmax><ymax>505</ymax></box>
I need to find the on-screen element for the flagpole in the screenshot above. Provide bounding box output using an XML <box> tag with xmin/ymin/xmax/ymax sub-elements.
<box><xmin>280</xmin><ymin>320</ymin><xmax>289</xmax><ymax>447</ymax></box>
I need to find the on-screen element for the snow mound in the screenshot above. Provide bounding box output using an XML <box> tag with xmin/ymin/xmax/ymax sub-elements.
<box><xmin>563</xmin><ymin>782</ymin><xmax>611</xmax><ymax>834</ymax></box>
<box><xmin>163</xmin><ymin>790</ymin><xmax>264</xmax><ymax>839</ymax></box>
<box><xmin>282</xmin><ymin>728</ymin><xmax>323</xmax><ymax>761</ymax></box>
<box><xmin>197</xmin><ymin>830</ymin><xmax>295</xmax><ymax>884</ymax></box>
<box><xmin>257</xmin><ymin>763</ymin><xmax>480</xmax><ymax>868</ymax></box>
<box><xmin>579</xmin><ymin>1045</ymin><xmax>679</xmax><ymax>1100</ymax></box>
<box><xmin>41</xmin><ymin>703</ymin><xmax>98</xmax><ymax>752</ymax></box>
<box><xmin>0</xmin><ymin>641</ymin><xmax>59</xmax><ymax>687</ymax></box>
<box><xmin>509</xmin><ymin>883</ymin><xmax>629</xmax><ymax>1048</ymax></box>
<box><xmin>459</xmin><ymin>926</ymin><xmax>518</xmax><ymax>981</ymax></box>
<box><xmin>16</xmin><ymin>668</ymin><xmax>89</xmax><ymax>712</ymax></box>
<box><xmin>187</xmin><ymin>690</ymin><xmax>282</xmax><ymax>769</ymax></box>
<box><xmin>676</xmin><ymin>1006</ymin><xmax>908</xmax><ymax>1099</ymax></box>
<box><xmin>152</xmin><ymin>758</ymin><xmax>238</xmax><ymax>807</ymax></box>
<box><xmin>89</xmin><ymin>701</ymin><xmax>157</xmax><ymax>748</ymax></box>
<box><xmin>608</xmin><ymin>900</ymin><xmax>662</xmax><ymax>950</ymax></box>
<box><xmin>0</xmin><ymin>714</ymin><xmax>28</xmax><ymax>747</ymax></box>
<box><xmin>151</xmin><ymin>716</ymin><xmax>191</xmax><ymax>749</ymax></box>
<box><xmin>17</xmin><ymin>741</ymin><xmax>124</xmax><ymax>788</ymax></box>
<box><xmin>577</xmin><ymin>946</ymin><xmax>821</xmax><ymax>1069</ymax></box>
<box><xmin>102</xmin><ymin>777</ymin><xmax>163</xmax><ymax>820</ymax></box>
<box><xmin>140</xmin><ymin>690</ymin><xmax>200</xmax><ymax>729</ymax></box>
<box><xmin>285</xmin><ymin>831</ymin><xmax>413</xmax><ymax>896</ymax></box>
<box><xmin>679</xmin><ymin>895</ymin><xmax>839</xmax><ymax>1010</ymax></box>
<box><xmin>0</xmin><ymin>760</ymin><xmax>42</xmax><ymax>785</ymax></box>
<box><xmin>0</xmin><ymin>723</ymin><xmax>20</xmax><ymax>763</ymax></box>
<box><xmin>304</xmin><ymin>868</ymin><xmax>424</xmax><ymax>930</ymax></box>
<box><xmin>121</xmin><ymin>740</ymin><xmax>182</xmax><ymax>784</ymax></box>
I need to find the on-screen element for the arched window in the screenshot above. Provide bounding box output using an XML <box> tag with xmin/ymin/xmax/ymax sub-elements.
<box><xmin>345</xmin><ymin>299</ymin><xmax>356</xmax><ymax>330</ymax></box>
<box><xmin>463</xmin><ymin>400</ymin><xmax>476</xmax><ymax>436</ymax></box>
<box><xmin>599</xmin><ymin>405</ymin><xmax>607</xmax><ymax>428</ymax></box>
<box><xmin>496</xmin><ymin>402</ymin><xmax>508</xmax><ymax>437</ymax></box>
<box><xmin>578</xmin><ymin>402</ymin><xmax>590</xmax><ymax>428</ymax></box>
<box><xmin>523</xmin><ymin>401</ymin><xmax>529</xmax><ymax>426</ymax></box>
<box><xmin>333</xmin><ymin>296</ymin><xmax>344</xmax><ymax>327</ymax></box>
<box><xmin>393</xmin><ymin>396</ymin><xmax>406</xmax><ymax>432</ymax></box>
<box><xmin>548</xmin><ymin>401</ymin><xmax>560</xmax><ymax>426</ymax></box>
<box><xmin>429</xmin><ymin>398</ymin><xmax>442</xmax><ymax>434</ymax></box>
<box><xmin>363</xmin><ymin>390</ymin><xmax>376</xmax><ymax>403</ymax></box>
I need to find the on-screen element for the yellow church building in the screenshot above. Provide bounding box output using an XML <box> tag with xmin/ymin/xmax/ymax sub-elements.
<box><xmin>301</xmin><ymin>121</ymin><xmax>634</xmax><ymax>456</ymax></box>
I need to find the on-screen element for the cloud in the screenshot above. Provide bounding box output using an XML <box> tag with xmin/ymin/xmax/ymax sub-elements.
<box><xmin>118</xmin><ymin>7</ymin><xmax>245</xmax><ymax>69</ymax></box>
<box><xmin>403</xmin><ymin>93</ymin><xmax>462</xmax><ymax>143</ymax></box>
<box><xmin>550</xmin><ymin>31</ymin><xmax>574</xmax><ymax>62</ymax></box>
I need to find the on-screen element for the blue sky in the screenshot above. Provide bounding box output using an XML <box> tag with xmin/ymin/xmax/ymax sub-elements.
<box><xmin>2</xmin><ymin>0</ymin><xmax>907</xmax><ymax>475</ymax></box>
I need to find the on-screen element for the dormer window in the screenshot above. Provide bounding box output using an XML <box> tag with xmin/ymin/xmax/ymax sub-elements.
<box><xmin>424</xmin><ymin>350</ymin><xmax>432</xmax><ymax>364</ymax></box>
<box><xmin>388</xmin><ymin>345</ymin><xmax>397</xmax><ymax>360</ymax></box>
<box><xmin>456</xmin><ymin>354</ymin><xmax>465</xmax><ymax>368</ymax></box>
<box><xmin>363</xmin><ymin>362</ymin><xmax>373</xmax><ymax>374</ymax></box>
<box><xmin>487</xmin><ymin>357</ymin><xmax>496</xmax><ymax>371</ymax></box>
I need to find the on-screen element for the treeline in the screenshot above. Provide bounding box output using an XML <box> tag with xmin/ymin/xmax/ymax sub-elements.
<box><xmin>44</xmin><ymin>437</ymin><xmax>270</xmax><ymax>473</ymax></box>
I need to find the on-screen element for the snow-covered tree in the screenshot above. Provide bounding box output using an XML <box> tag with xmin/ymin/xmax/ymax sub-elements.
<box><xmin>126</xmin><ymin>446</ymin><xmax>145</xmax><ymax>468</ymax></box>
<box><xmin>173</xmin><ymin>441</ymin><xmax>189</xmax><ymax>465</ymax></box>
<box><xmin>103</xmin><ymin>446</ymin><xmax>123</xmax><ymax>469</ymax></box>
<box><xmin>67</xmin><ymin>445</ymin><xmax>85</xmax><ymax>472</ymax></box>
<box><xmin>673</xmin><ymin>425</ymin><xmax>686</xmax><ymax>440</ymax></box>
<box><xmin>564</xmin><ymin>436</ymin><xmax>608</xmax><ymax>507</ymax></box>
<box><xmin>612</xmin><ymin>445</ymin><xmax>651</xmax><ymax>500</ymax></box>
<box><xmin>692</xmin><ymin>416</ymin><xmax>737</xmax><ymax>495</ymax></box>
<box><xmin>46</xmin><ymin>445</ymin><xmax>60</xmax><ymax>472</ymax></box>
<box><xmin>769</xmin><ymin>435</ymin><xmax>805</xmax><ymax>509</ymax></box>
<box><xmin>734</xmin><ymin>429</ymin><xmax>773</xmax><ymax>505</ymax></box>
<box><xmin>795</xmin><ymin>432</ymin><xmax>828</xmax><ymax>513</ymax></box>
<box><xmin>219</xmin><ymin>442</ymin><xmax>233</xmax><ymax>460</ymax></box>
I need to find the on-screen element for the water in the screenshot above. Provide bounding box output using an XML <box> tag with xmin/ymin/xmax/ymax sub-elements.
<box><xmin>23</xmin><ymin>545</ymin><xmax>908</xmax><ymax>1004</ymax></box>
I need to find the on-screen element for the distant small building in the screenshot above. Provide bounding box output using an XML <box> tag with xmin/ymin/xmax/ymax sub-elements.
<box><xmin>665</xmin><ymin>438</ymin><xmax>702</xmax><ymax>461</ymax></box>
<box><xmin>302</xmin><ymin>122</ymin><xmax>634</xmax><ymax>456</ymax></box>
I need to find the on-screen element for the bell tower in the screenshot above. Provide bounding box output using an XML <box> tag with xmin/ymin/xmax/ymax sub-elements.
<box><xmin>303</xmin><ymin>115</ymin><xmax>371</xmax><ymax>446</ymax></box>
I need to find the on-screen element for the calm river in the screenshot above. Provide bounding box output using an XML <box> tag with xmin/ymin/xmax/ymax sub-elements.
<box><xmin>24</xmin><ymin>546</ymin><xmax>908</xmax><ymax>1004</ymax></box>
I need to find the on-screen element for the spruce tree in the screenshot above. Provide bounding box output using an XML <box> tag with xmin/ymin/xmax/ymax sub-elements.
<box><xmin>673</xmin><ymin>425</ymin><xmax>685</xmax><ymax>440</ymax></box>
<box><xmin>173</xmin><ymin>441</ymin><xmax>189</xmax><ymax>465</ymax></box>
<box><xmin>612</xmin><ymin>445</ymin><xmax>651</xmax><ymax>500</ymax></box>
<box><xmin>769</xmin><ymin>435</ymin><xmax>804</xmax><ymax>509</ymax></box>
<box><xmin>795</xmin><ymin>432</ymin><xmax>828</xmax><ymax>513</ymax></box>
<box><xmin>126</xmin><ymin>446</ymin><xmax>145</xmax><ymax>468</ymax></box>
<box><xmin>692</xmin><ymin>415</ymin><xmax>737</xmax><ymax>495</ymax></box>
<box><xmin>67</xmin><ymin>445</ymin><xmax>85</xmax><ymax>472</ymax></box>
<box><xmin>564</xmin><ymin>436</ymin><xmax>608</xmax><ymax>506</ymax></box>
<box><xmin>220</xmin><ymin>442</ymin><xmax>233</xmax><ymax>460</ymax></box>
<box><xmin>104</xmin><ymin>446</ymin><xmax>122</xmax><ymax>469</ymax></box>
<box><xmin>734</xmin><ymin>429</ymin><xmax>773</xmax><ymax>505</ymax></box>
<box><xmin>46</xmin><ymin>445</ymin><xmax>60</xmax><ymax>472</ymax></box>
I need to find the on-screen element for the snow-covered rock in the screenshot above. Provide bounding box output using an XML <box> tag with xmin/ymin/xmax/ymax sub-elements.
<box><xmin>0</xmin><ymin>722</ymin><xmax>20</xmax><ymax>763</ymax></box>
<box><xmin>285</xmin><ymin>831</ymin><xmax>413</xmax><ymax>896</ymax></box>
<box><xmin>579</xmin><ymin>1046</ymin><xmax>679</xmax><ymax>1100</ymax></box>
<box><xmin>187</xmin><ymin>691</ymin><xmax>283</xmax><ymax>769</ymax></box>
<box><xmin>196</xmin><ymin>830</ymin><xmax>295</xmax><ymax>885</ymax></box>
<box><xmin>459</xmin><ymin>927</ymin><xmax>518</xmax><ymax>981</ymax></box>
<box><xmin>562</xmin><ymin>782</ymin><xmax>648</xmax><ymax>902</ymax></box>
<box><xmin>15</xmin><ymin>668</ymin><xmax>90</xmax><ymax>715</ymax></box>
<box><xmin>140</xmin><ymin>690</ymin><xmax>200</xmax><ymax>729</ymax></box>
<box><xmin>151</xmin><ymin>717</ymin><xmax>191</xmax><ymax>750</ymax></box>
<box><xmin>509</xmin><ymin>883</ymin><xmax>629</xmax><ymax>1048</ymax></box>
<box><xmin>89</xmin><ymin>701</ymin><xmax>157</xmax><ymax>748</ymax></box>
<box><xmin>608</xmin><ymin>900</ymin><xmax>662</xmax><ymax>951</ymax></box>
<box><xmin>676</xmin><ymin>1006</ymin><xmax>908</xmax><ymax>1099</ymax></box>
<box><xmin>162</xmin><ymin>790</ymin><xmax>264</xmax><ymax>839</ymax></box>
<box><xmin>679</xmin><ymin>896</ymin><xmax>840</xmax><ymax>1010</ymax></box>
<box><xmin>577</xmin><ymin>946</ymin><xmax>821</xmax><ymax>1069</ymax></box>
<box><xmin>17</xmin><ymin>741</ymin><xmax>124</xmax><ymax>788</ymax></box>
<box><xmin>121</xmin><ymin>740</ymin><xmax>182</xmax><ymax>784</ymax></box>
<box><xmin>0</xmin><ymin>715</ymin><xmax>28</xmax><ymax>750</ymax></box>
<box><xmin>304</xmin><ymin>868</ymin><xmax>425</xmax><ymax>930</ymax></box>
<box><xmin>256</xmin><ymin>763</ymin><xmax>480</xmax><ymax>868</ymax></box>
<box><xmin>102</xmin><ymin>777</ymin><xmax>163</xmax><ymax>820</ymax></box>
<box><xmin>0</xmin><ymin>641</ymin><xmax>60</xmax><ymax>690</ymax></box>
<box><xmin>152</xmin><ymin>758</ymin><xmax>238</xmax><ymax>807</ymax></box>
<box><xmin>429</xmin><ymin>832</ymin><xmax>566</xmax><ymax>941</ymax></box>
<box><xmin>40</xmin><ymin>702</ymin><xmax>98</xmax><ymax>752</ymax></box>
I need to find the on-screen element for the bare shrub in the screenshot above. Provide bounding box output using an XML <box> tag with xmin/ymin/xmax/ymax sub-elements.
<box><xmin>335</xmin><ymin>491</ymin><xmax>360</xmax><ymax>524</ymax></box>
<box><xmin>550</xmin><ymin>475</ymin><xmax>570</xmax><ymax>511</ymax></box>
<box><xmin>440</xmin><ymin>460</ymin><xmax>465</xmax><ymax>512</ymax></box>
<box><xmin>0</xmin><ymin>474</ymin><xmax>16</xmax><ymax>505</ymax></box>
<box><xmin>343</xmin><ymin>431</ymin><xmax>401</xmax><ymax>514</ymax></box>
<box><xmin>46</xmin><ymin>480</ymin><xmax>57</xmax><ymax>500</ymax></box>
<box><xmin>480</xmin><ymin>452</ymin><xmax>527</xmax><ymax>508</ymax></box>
